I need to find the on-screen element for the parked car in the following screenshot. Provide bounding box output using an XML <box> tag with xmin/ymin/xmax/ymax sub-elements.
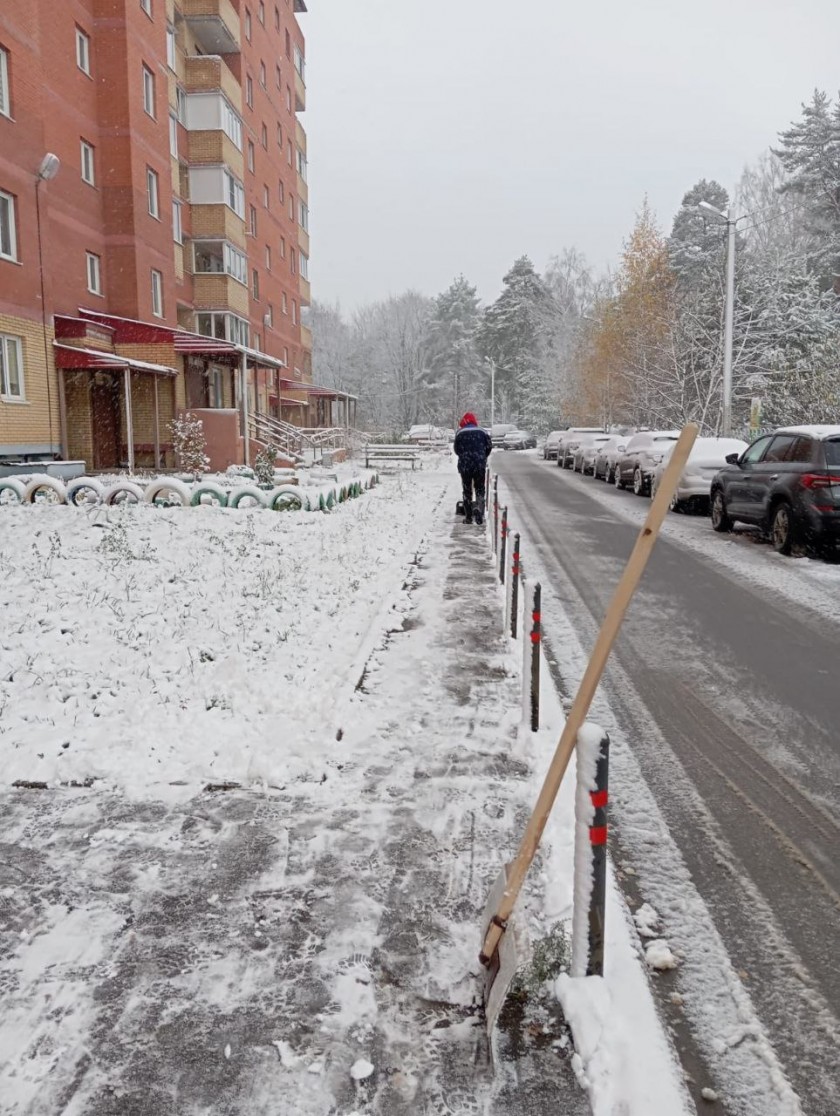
<box><xmin>709</xmin><ymin>425</ymin><xmax>840</xmax><ymax>554</ymax></box>
<box><xmin>593</xmin><ymin>435</ymin><xmax>628</xmax><ymax>482</ymax></box>
<box><xmin>543</xmin><ymin>430</ymin><xmax>564</xmax><ymax>460</ymax></box>
<box><xmin>615</xmin><ymin>430</ymin><xmax>681</xmax><ymax>494</ymax></box>
<box><xmin>572</xmin><ymin>432</ymin><xmax>613</xmax><ymax>474</ymax></box>
<box><xmin>490</xmin><ymin>423</ymin><xmax>518</xmax><ymax>447</ymax></box>
<box><xmin>406</xmin><ymin>424</ymin><xmax>452</xmax><ymax>443</ymax></box>
<box><xmin>650</xmin><ymin>437</ymin><xmax>748</xmax><ymax>511</ymax></box>
<box><xmin>502</xmin><ymin>429</ymin><xmax>537</xmax><ymax>450</ymax></box>
<box><xmin>557</xmin><ymin>427</ymin><xmax>605</xmax><ymax>468</ymax></box>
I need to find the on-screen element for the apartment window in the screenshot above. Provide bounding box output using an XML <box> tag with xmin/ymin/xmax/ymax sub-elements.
<box><xmin>282</xmin><ymin>291</ymin><xmax>287</xmax><ymax>314</ymax></box>
<box><xmin>0</xmin><ymin>334</ymin><xmax>23</xmax><ymax>399</ymax></box>
<box><xmin>258</xmin><ymin>1</ymin><xmax>265</xmax><ymax>23</ymax></box>
<box><xmin>76</xmin><ymin>28</ymin><xmax>91</xmax><ymax>75</ymax></box>
<box><xmin>249</xmin><ymin>204</ymin><xmax>257</xmax><ymax>236</ymax></box>
<box><xmin>223</xmin><ymin>169</ymin><xmax>245</xmax><ymax>217</ymax></box>
<box><xmin>285</xmin><ymin>29</ymin><xmax>291</xmax><ymax>58</ymax></box>
<box><xmin>287</xmin><ymin>140</ymin><xmax>293</xmax><ymax>166</ymax></box>
<box><xmin>286</xmin><ymin>86</ymin><xmax>291</xmax><ymax>113</ymax></box>
<box><xmin>247</xmin><ymin>140</ymin><xmax>255</xmax><ymax>172</ymax></box>
<box><xmin>246</xmin><ymin>76</ymin><xmax>253</xmax><ymax>108</ymax></box>
<box><xmin>172</xmin><ymin>199</ymin><xmax>182</xmax><ymax>244</ymax></box>
<box><xmin>291</xmin><ymin>300</ymin><xmax>297</xmax><ymax>325</ymax></box>
<box><xmin>176</xmin><ymin>86</ymin><xmax>187</xmax><ymax>123</ymax></box>
<box><xmin>142</xmin><ymin>64</ymin><xmax>156</xmax><ymax>117</ymax></box>
<box><xmin>276</xmin><ymin>64</ymin><xmax>282</xmax><ymax>89</ymax></box>
<box><xmin>244</xmin><ymin>8</ymin><xmax>252</xmax><ymax>40</ymax></box>
<box><xmin>282</xmin><ymin>346</ymin><xmax>288</xmax><ymax>365</ymax></box>
<box><xmin>290</xmin><ymin>248</ymin><xmax>296</xmax><ymax>275</ymax></box>
<box><xmin>169</xmin><ymin>113</ymin><xmax>179</xmax><ymax>158</ymax></box>
<box><xmin>277</xmin><ymin>123</ymin><xmax>283</xmax><ymax>147</ymax></box>
<box><xmin>293</xmin><ymin>45</ymin><xmax>305</xmax><ymax>83</ymax></box>
<box><xmin>265</xmin><ymin>245</ymin><xmax>271</xmax><ymax>270</ymax></box>
<box><xmin>299</xmin><ymin>200</ymin><xmax>309</xmax><ymax>231</ymax></box>
<box><xmin>259</xmin><ymin>61</ymin><xmax>266</xmax><ymax>87</ymax></box>
<box><xmin>0</xmin><ymin>47</ymin><xmax>10</xmax><ymax>118</ymax></box>
<box><xmin>166</xmin><ymin>24</ymin><xmax>176</xmax><ymax>69</ymax></box>
<box><xmin>296</xmin><ymin>148</ymin><xmax>307</xmax><ymax>182</ymax></box>
<box><xmin>147</xmin><ymin>167</ymin><xmax>160</xmax><ymax>218</ymax></box>
<box><xmin>261</xmin><ymin>123</ymin><xmax>268</xmax><ymax>149</ymax></box>
<box><xmin>252</xmin><ymin>268</ymin><xmax>260</xmax><ymax>300</ymax></box>
<box><xmin>300</xmin><ymin>251</ymin><xmax>309</xmax><ymax>279</ymax></box>
<box><xmin>86</xmin><ymin>251</ymin><xmax>102</xmax><ymax>295</ymax></box>
<box><xmin>0</xmin><ymin>190</ymin><xmax>17</xmax><ymax>261</ymax></box>
<box><xmin>193</xmin><ymin>241</ymin><xmax>248</xmax><ymax>285</ymax></box>
<box><xmin>80</xmin><ymin>140</ymin><xmax>95</xmax><ymax>185</ymax></box>
<box><xmin>263</xmin><ymin>184</ymin><xmax>269</xmax><ymax>208</ymax></box>
<box><xmin>279</xmin><ymin>236</ymin><xmax>286</xmax><ymax>259</ymax></box>
<box><xmin>275</xmin><ymin>5</ymin><xmax>280</xmax><ymax>30</ymax></box>
<box><xmin>197</xmin><ymin>311</ymin><xmax>249</xmax><ymax>346</ymax></box>
<box><xmin>266</xmin><ymin>303</ymin><xmax>273</xmax><ymax>327</ymax></box>
<box><xmin>221</xmin><ymin>99</ymin><xmax>243</xmax><ymax>149</ymax></box>
<box><xmin>141</xmin><ymin>0</ymin><xmax>152</xmax><ymax>16</ymax></box>
<box><xmin>151</xmin><ymin>269</ymin><xmax>164</xmax><ymax>317</ymax></box>
<box><xmin>278</xmin><ymin>180</ymin><xmax>285</xmax><ymax>203</ymax></box>
<box><xmin>253</xmin><ymin>332</ymin><xmax>261</xmax><ymax>353</ymax></box>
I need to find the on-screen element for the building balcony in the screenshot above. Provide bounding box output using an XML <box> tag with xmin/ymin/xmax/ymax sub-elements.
<box><xmin>294</xmin><ymin>68</ymin><xmax>306</xmax><ymax>112</ymax></box>
<box><xmin>182</xmin><ymin>0</ymin><xmax>241</xmax><ymax>55</ymax></box>
<box><xmin>297</xmin><ymin>227</ymin><xmax>310</xmax><ymax>256</ymax></box>
<box><xmin>190</xmin><ymin>203</ymin><xmax>247</xmax><ymax>246</ymax></box>
<box><xmin>300</xmin><ymin>323</ymin><xmax>312</xmax><ymax>351</ymax></box>
<box><xmin>187</xmin><ymin>130</ymin><xmax>244</xmax><ymax>174</ymax></box>
<box><xmin>184</xmin><ymin>54</ymin><xmax>242</xmax><ymax>108</ymax></box>
<box><xmin>295</xmin><ymin>120</ymin><xmax>307</xmax><ymax>155</ymax></box>
<box><xmin>296</xmin><ymin>174</ymin><xmax>308</xmax><ymax>205</ymax></box>
<box><xmin>192</xmin><ymin>272</ymin><xmax>250</xmax><ymax>315</ymax></box>
<box><xmin>299</xmin><ymin>276</ymin><xmax>311</xmax><ymax>307</ymax></box>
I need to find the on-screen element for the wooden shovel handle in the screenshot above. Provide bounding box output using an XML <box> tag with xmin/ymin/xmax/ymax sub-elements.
<box><xmin>481</xmin><ymin>424</ymin><xmax>698</xmax><ymax>963</ymax></box>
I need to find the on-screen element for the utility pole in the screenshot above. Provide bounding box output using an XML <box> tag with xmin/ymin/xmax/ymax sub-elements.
<box><xmin>698</xmin><ymin>199</ymin><xmax>740</xmax><ymax>437</ymax></box>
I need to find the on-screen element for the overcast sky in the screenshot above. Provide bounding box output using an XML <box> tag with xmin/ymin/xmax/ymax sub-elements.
<box><xmin>303</xmin><ymin>0</ymin><xmax>839</xmax><ymax>312</ymax></box>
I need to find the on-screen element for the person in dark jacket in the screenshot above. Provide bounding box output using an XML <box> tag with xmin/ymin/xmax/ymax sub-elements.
<box><xmin>453</xmin><ymin>412</ymin><xmax>492</xmax><ymax>525</ymax></box>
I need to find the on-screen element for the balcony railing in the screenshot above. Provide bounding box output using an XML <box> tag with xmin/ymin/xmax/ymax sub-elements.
<box><xmin>182</xmin><ymin>0</ymin><xmax>240</xmax><ymax>55</ymax></box>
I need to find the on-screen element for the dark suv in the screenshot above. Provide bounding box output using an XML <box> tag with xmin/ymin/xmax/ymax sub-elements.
<box><xmin>710</xmin><ymin>426</ymin><xmax>840</xmax><ymax>554</ymax></box>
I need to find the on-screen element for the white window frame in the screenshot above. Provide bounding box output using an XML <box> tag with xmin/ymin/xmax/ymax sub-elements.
<box><xmin>142</xmin><ymin>64</ymin><xmax>156</xmax><ymax>118</ymax></box>
<box><xmin>258</xmin><ymin>0</ymin><xmax>265</xmax><ymax>24</ymax></box>
<box><xmin>86</xmin><ymin>251</ymin><xmax>102</xmax><ymax>295</ymax></box>
<box><xmin>293</xmin><ymin>45</ymin><xmax>305</xmax><ymax>83</ymax></box>
<box><xmin>0</xmin><ymin>190</ymin><xmax>17</xmax><ymax>262</ymax></box>
<box><xmin>172</xmin><ymin>199</ymin><xmax>183</xmax><ymax>244</ymax></box>
<box><xmin>141</xmin><ymin>0</ymin><xmax>153</xmax><ymax>16</ymax></box>
<box><xmin>247</xmin><ymin>140</ymin><xmax>255</xmax><ymax>172</ymax></box>
<box><xmin>223</xmin><ymin>169</ymin><xmax>245</xmax><ymax>217</ymax></box>
<box><xmin>296</xmin><ymin>148</ymin><xmax>307</xmax><ymax>182</ymax></box>
<box><xmin>151</xmin><ymin>268</ymin><xmax>164</xmax><ymax>317</ymax></box>
<box><xmin>291</xmin><ymin>299</ymin><xmax>297</xmax><ymax>325</ymax></box>
<box><xmin>245</xmin><ymin>8</ymin><xmax>252</xmax><ymax>40</ymax></box>
<box><xmin>266</xmin><ymin>303</ymin><xmax>273</xmax><ymax>327</ymax></box>
<box><xmin>300</xmin><ymin>251</ymin><xmax>309</xmax><ymax>279</ymax></box>
<box><xmin>0</xmin><ymin>47</ymin><xmax>10</xmax><ymax>118</ymax></box>
<box><xmin>220</xmin><ymin>97</ymin><xmax>242</xmax><ymax>149</ymax></box>
<box><xmin>80</xmin><ymin>140</ymin><xmax>96</xmax><ymax>185</ymax></box>
<box><xmin>252</xmin><ymin>268</ymin><xmax>260</xmax><ymax>300</ymax></box>
<box><xmin>147</xmin><ymin>167</ymin><xmax>160</xmax><ymax>219</ymax></box>
<box><xmin>265</xmin><ymin>244</ymin><xmax>271</xmax><ymax>270</ymax></box>
<box><xmin>282</xmin><ymin>291</ymin><xmax>287</xmax><ymax>314</ymax></box>
<box><xmin>0</xmin><ymin>334</ymin><xmax>24</xmax><ymax>400</ymax></box>
<box><xmin>169</xmin><ymin>112</ymin><xmax>179</xmax><ymax>158</ymax></box>
<box><xmin>176</xmin><ymin>86</ymin><xmax>187</xmax><ymax>123</ymax></box>
<box><xmin>249</xmin><ymin>204</ymin><xmax>258</xmax><ymax>236</ymax></box>
<box><xmin>224</xmin><ymin>243</ymin><xmax>248</xmax><ymax>284</ymax></box>
<box><xmin>166</xmin><ymin>24</ymin><xmax>176</xmax><ymax>69</ymax></box>
<box><xmin>299</xmin><ymin>199</ymin><xmax>308</xmax><ymax>231</ymax></box>
<box><xmin>263</xmin><ymin>184</ymin><xmax>269</xmax><ymax>209</ymax></box>
<box><xmin>76</xmin><ymin>28</ymin><xmax>91</xmax><ymax>76</ymax></box>
<box><xmin>246</xmin><ymin>75</ymin><xmax>253</xmax><ymax>108</ymax></box>
<box><xmin>259</xmin><ymin>61</ymin><xmax>266</xmax><ymax>87</ymax></box>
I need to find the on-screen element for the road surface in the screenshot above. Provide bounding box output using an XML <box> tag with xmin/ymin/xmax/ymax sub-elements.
<box><xmin>494</xmin><ymin>451</ymin><xmax>840</xmax><ymax>1116</ymax></box>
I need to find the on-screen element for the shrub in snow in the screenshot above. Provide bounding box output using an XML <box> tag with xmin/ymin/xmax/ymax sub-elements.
<box><xmin>509</xmin><ymin>922</ymin><xmax>570</xmax><ymax>1001</ymax></box>
<box><xmin>170</xmin><ymin>412</ymin><xmax>210</xmax><ymax>480</ymax></box>
<box><xmin>254</xmin><ymin>443</ymin><xmax>279</xmax><ymax>486</ymax></box>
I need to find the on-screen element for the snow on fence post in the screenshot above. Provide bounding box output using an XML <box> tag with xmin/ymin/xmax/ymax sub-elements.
<box><xmin>529</xmin><ymin>583</ymin><xmax>541</xmax><ymax>732</ymax></box>
<box><xmin>485</xmin><ymin>466</ymin><xmax>491</xmax><ymax>516</ymax></box>
<box><xmin>499</xmin><ymin>506</ymin><xmax>508</xmax><ymax>585</ymax></box>
<box><xmin>571</xmin><ymin>726</ymin><xmax>610</xmax><ymax>978</ymax></box>
<box><xmin>510</xmin><ymin>533</ymin><xmax>521</xmax><ymax>639</ymax></box>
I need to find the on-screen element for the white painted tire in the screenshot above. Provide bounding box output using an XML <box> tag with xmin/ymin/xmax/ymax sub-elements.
<box><xmin>228</xmin><ymin>485</ymin><xmax>268</xmax><ymax>509</ymax></box>
<box><xmin>144</xmin><ymin>477</ymin><xmax>192</xmax><ymax>507</ymax></box>
<box><xmin>24</xmin><ymin>475</ymin><xmax>67</xmax><ymax>505</ymax></box>
<box><xmin>103</xmin><ymin>481</ymin><xmax>146</xmax><ymax>506</ymax></box>
<box><xmin>190</xmin><ymin>482</ymin><xmax>229</xmax><ymax>508</ymax></box>
<box><xmin>0</xmin><ymin>478</ymin><xmax>26</xmax><ymax>505</ymax></box>
<box><xmin>269</xmin><ymin>485</ymin><xmax>305</xmax><ymax>511</ymax></box>
<box><xmin>66</xmin><ymin>477</ymin><xmax>105</xmax><ymax>507</ymax></box>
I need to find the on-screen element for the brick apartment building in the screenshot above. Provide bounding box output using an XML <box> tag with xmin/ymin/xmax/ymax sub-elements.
<box><xmin>0</xmin><ymin>0</ymin><xmax>352</xmax><ymax>471</ymax></box>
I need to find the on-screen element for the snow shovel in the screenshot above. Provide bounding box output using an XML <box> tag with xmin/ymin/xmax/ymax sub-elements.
<box><xmin>478</xmin><ymin>422</ymin><xmax>699</xmax><ymax>1036</ymax></box>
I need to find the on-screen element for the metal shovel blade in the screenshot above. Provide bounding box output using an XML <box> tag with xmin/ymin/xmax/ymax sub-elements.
<box><xmin>480</xmin><ymin>864</ymin><xmax>521</xmax><ymax>1039</ymax></box>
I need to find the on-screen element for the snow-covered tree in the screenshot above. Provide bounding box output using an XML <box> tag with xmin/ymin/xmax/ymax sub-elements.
<box><xmin>254</xmin><ymin>443</ymin><xmax>278</xmax><ymax>485</ymax></box>
<box><xmin>422</xmin><ymin>276</ymin><xmax>485</xmax><ymax>427</ymax></box>
<box><xmin>170</xmin><ymin>412</ymin><xmax>210</xmax><ymax>479</ymax></box>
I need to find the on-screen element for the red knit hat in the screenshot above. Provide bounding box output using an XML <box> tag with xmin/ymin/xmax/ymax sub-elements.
<box><xmin>459</xmin><ymin>412</ymin><xmax>478</xmax><ymax>428</ymax></box>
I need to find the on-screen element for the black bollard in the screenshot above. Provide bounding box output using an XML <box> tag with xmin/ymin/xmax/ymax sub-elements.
<box><xmin>587</xmin><ymin>733</ymin><xmax>610</xmax><ymax>977</ymax></box>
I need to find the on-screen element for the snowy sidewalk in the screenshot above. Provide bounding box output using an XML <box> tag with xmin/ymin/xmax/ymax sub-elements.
<box><xmin>0</xmin><ymin>477</ymin><xmax>589</xmax><ymax>1115</ymax></box>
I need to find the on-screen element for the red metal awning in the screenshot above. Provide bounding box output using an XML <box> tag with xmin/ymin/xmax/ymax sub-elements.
<box><xmin>54</xmin><ymin>344</ymin><xmax>176</xmax><ymax>377</ymax></box>
<box><xmin>173</xmin><ymin>333</ymin><xmax>239</xmax><ymax>356</ymax></box>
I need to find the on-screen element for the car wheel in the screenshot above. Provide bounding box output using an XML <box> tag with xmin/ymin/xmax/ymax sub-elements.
<box><xmin>770</xmin><ymin>501</ymin><xmax>796</xmax><ymax>556</ymax></box>
<box><xmin>632</xmin><ymin>467</ymin><xmax>647</xmax><ymax>496</ymax></box>
<box><xmin>710</xmin><ymin>489</ymin><xmax>732</xmax><ymax>532</ymax></box>
<box><xmin>669</xmin><ymin>494</ymin><xmax>683</xmax><ymax>513</ymax></box>
<box><xmin>615</xmin><ymin>468</ymin><xmax>625</xmax><ymax>490</ymax></box>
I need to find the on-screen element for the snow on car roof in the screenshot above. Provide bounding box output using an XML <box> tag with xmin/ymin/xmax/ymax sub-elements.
<box><xmin>776</xmin><ymin>425</ymin><xmax>840</xmax><ymax>438</ymax></box>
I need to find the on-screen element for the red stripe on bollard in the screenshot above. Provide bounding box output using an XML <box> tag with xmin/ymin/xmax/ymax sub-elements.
<box><xmin>589</xmin><ymin>826</ymin><xmax>608</xmax><ymax>846</ymax></box>
<box><xmin>590</xmin><ymin>789</ymin><xmax>609</xmax><ymax>808</ymax></box>
<box><xmin>530</xmin><ymin>632</ymin><xmax>540</xmax><ymax>643</ymax></box>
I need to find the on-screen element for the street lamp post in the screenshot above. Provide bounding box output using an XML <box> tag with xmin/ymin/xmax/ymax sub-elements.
<box><xmin>485</xmin><ymin>357</ymin><xmax>496</xmax><ymax>426</ymax></box>
<box><xmin>34</xmin><ymin>154</ymin><xmax>61</xmax><ymax>457</ymax></box>
<box><xmin>698</xmin><ymin>199</ymin><xmax>740</xmax><ymax>437</ymax></box>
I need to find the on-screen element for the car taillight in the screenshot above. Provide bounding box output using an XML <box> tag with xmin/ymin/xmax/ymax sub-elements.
<box><xmin>801</xmin><ymin>474</ymin><xmax>839</xmax><ymax>489</ymax></box>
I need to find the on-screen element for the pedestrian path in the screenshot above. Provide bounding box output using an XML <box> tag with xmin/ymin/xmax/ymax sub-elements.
<box><xmin>0</xmin><ymin>498</ymin><xmax>589</xmax><ymax>1116</ymax></box>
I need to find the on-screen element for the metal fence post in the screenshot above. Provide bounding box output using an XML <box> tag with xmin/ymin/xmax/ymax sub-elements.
<box><xmin>493</xmin><ymin>478</ymin><xmax>499</xmax><ymax>554</ymax></box>
<box><xmin>499</xmin><ymin>506</ymin><xmax>508</xmax><ymax>584</ymax></box>
<box><xmin>510</xmin><ymin>533</ymin><xmax>520</xmax><ymax>639</ymax></box>
<box><xmin>587</xmin><ymin>733</ymin><xmax>610</xmax><ymax>977</ymax></box>
<box><xmin>485</xmin><ymin>467</ymin><xmax>491</xmax><ymax>515</ymax></box>
<box><xmin>530</xmin><ymin>583</ymin><xmax>541</xmax><ymax>732</ymax></box>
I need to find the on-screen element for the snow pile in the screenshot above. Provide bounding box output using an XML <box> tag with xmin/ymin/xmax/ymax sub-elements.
<box><xmin>644</xmin><ymin>939</ymin><xmax>679</xmax><ymax>972</ymax></box>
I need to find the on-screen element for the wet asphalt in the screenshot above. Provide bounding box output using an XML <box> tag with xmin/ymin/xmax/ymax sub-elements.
<box><xmin>494</xmin><ymin>451</ymin><xmax>840</xmax><ymax>1116</ymax></box>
